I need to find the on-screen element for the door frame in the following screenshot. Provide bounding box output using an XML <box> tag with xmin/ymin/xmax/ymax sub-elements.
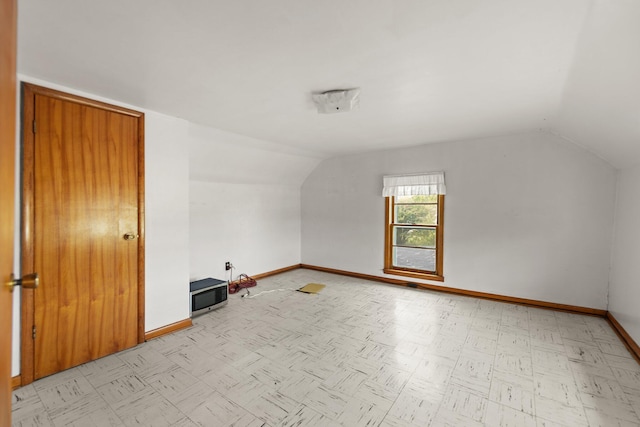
<box><xmin>20</xmin><ymin>83</ymin><xmax>146</xmax><ymax>385</ymax></box>
<box><xmin>1</xmin><ymin>0</ymin><xmax>17</xmax><ymax>421</ymax></box>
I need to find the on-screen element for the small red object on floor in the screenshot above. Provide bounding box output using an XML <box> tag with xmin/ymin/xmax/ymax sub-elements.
<box><xmin>228</xmin><ymin>273</ymin><xmax>257</xmax><ymax>294</ymax></box>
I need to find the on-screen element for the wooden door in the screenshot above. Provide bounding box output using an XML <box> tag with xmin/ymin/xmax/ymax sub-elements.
<box><xmin>22</xmin><ymin>84</ymin><xmax>145</xmax><ymax>382</ymax></box>
<box><xmin>0</xmin><ymin>0</ymin><xmax>17</xmax><ymax>423</ymax></box>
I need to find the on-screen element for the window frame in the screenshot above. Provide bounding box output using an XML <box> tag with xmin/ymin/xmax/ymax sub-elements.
<box><xmin>384</xmin><ymin>194</ymin><xmax>445</xmax><ymax>282</ymax></box>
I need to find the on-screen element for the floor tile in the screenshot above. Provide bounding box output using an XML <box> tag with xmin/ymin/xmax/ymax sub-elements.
<box><xmin>495</xmin><ymin>350</ymin><xmax>533</xmax><ymax>376</ymax></box>
<box><xmin>572</xmin><ymin>370</ymin><xmax>628</xmax><ymax>402</ymax></box>
<box><xmin>117</xmin><ymin>346</ymin><xmax>179</xmax><ymax>380</ymax></box>
<box><xmin>36</xmin><ymin>375</ymin><xmax>97</xmax><ymax>412</ymax></box>
<box><xmin>353</xmin><ymin>379</ymin><xmax>398</xmax><ymax>412</ymax></box>
<box><xmin>96</xmin><ymin>373</ymin><xmax>148</xmax><ymax>406</ymax></box>
<box><xmin>301</xmin><ymin>385</ymin><xmax>351</xmax><ymax>420</ymax></box>
<box><xmin>611</xmin><ymin>365</ymin><xmax>640</xmax><ymax>394</ymax></box>
<box><xmin>580</xmin><ymin>392</ymin><xmax>640</xmax><ymax>424</ymax></box>
<box><xmin>279</xmin><ymin>404</ymin><xmax>335</xmax><ymax>427</ymax></box>
<box><xmin>321</xmin><ymin>367</ymin><xmax>369</xmax><ymax>396</ymax></box>
<box><xmin>489</xmin><ymin>370</ymin><xmax>535</xmax><ymax>415</ymax></box>
<box><xmin>439</xmin><ymin>385</ymin><xmax>488</xmax><ymax>423</ymax></box>
<box><xmin>277</xmin><ymin>370</ymin><xmax>322</xmax><ymax>401</ymax></box>
<box><xmin>241</xmin><ymin>389</ymin><xmax>298</xmax><ymax>425</ymax></box>
<box><xmin>532</xmin><ymin>347</ymin><xmax>571</xmax><ymax>376</ymax></box>
<box><xmin>50</xmin><ymin>398</ymin><xmax>123</xmax><ymax>427</ymax></box>
<box><xmin>534</xmin><ymin>371</ymin><xmax>582</xmax><ymax>408</ymax></box>
<box><xmin>11</xmin><ymin>413</ymin><xmax>54</xmax><ymax>427</ymax></box>
<box><xmin>450</xmin><ymin>350</ymin><xmax>494</xmax><ymax>396</ymax></box>
<box><xmin>564</xmin><ymin>338</ymin><xmax>609</xmax><ymax>366</ymax></box>
<box><xmin>387</xmin><ymin>390</ymin><xmax>440</xmax><ymax>426</ymax></box>
<box><xmin>146</xmin><ymin>366</ymin><xmax>214</xmax><ymax>408</ymax></box>
<box><xmin>11</xmin><ymin>385</ymin><xmax>50</xmax><ymax>426</ymax></box>
<box><xmin>484</xmin><ymin>400</ymin><xmax>536</xmax><ymax>427</ymax></box>
<box><xmin>336</xmin><ymin>397</ymin><xmax>387</xmax><ymax>427</ymax></box>
<box><xmin>109</xmin><ymin>388</ymin><xmax>184</xmax><ymax>427</ymax></box>
<box><xmin>498</xmin><ymin>330</ymin><xmax>531</xmax><ymax>353</ymax></box>
<box><xmin>77</xmin><ymin>355</ymin><xmax>134</xmax><ymax>389</ymax></box>
<box><xmin>182</xmin><ymin>391</ymin><xmax>262</xmax><ymax>427</ymax></box>
<box><xmin>464</xmin><ymin>333</ymin><xmax>498</xmax><ymax>355</ymax></box>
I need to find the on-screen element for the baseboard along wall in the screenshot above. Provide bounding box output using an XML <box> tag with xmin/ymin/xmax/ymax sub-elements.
<box><xmin>11</xmin><ymin>375</ymin><xmax>21</xmax><ymax>390</ymax></box>
<box><xmin>606</xmin><ymin>312</ymin><xmax>640</xmax><ymax>364</ymax></box>
<box><xmin>144</xmin><ymin>318</ymin><xmax>192</xmax><ymax>341</ymax></box>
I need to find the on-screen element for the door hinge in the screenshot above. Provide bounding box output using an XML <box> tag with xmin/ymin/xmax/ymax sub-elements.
<box><xmin>32</xmin><ymin>120</ymin><xmax>36</xmax><ymax>134</ymax></box>
<box><xmin>32</xmin><ymin>325</ymin><xmax>36</xmax><ymax>340</ymax></box>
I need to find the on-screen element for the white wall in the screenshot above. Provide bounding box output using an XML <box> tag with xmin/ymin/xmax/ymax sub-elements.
<box><xmin>609</xmin><ymin>164</ymin><xmax>640</xmax><ymax>344</ymax></box>
<box><xmin>188</xmin><ymin>123</ymin><xmax>322</xmax><ymax>281</ymax></box>
<box><xmin>302</xmin><ymin>132</ymin><xmax>616</xmax><ymax>309</ymax></box>
<box><xmin>190</xmin><ymin>181</ymin><xmax>301</xmax><ymax>280</ymax></box>
<box><xmin>144</xmin><ymin>112</ymin><xmax>190</xmax><ymax>331</ymax></box>
<box><xmin>12</xmin><ymin>77</ymin><xmax>191</xmax><ymax>375</ymax></box>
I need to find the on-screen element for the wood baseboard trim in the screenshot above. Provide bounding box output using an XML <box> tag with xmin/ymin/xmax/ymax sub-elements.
<box><xmin>251</xmin><ymin>264</ymin><xmax>302</xmax><ymax>281</ymax></box>
<box><xmin>12</xmin><ymin>375</ymin><xmax>21</xmax><ymax>390</ymax></box>
<box><xmin>299</xmin><ymin>264</ymin><xmax>606</xmax><ymax>317</ymax></box>
<box><xmin>301</xmin><ymin>264</ymin><xmax>407</xmax><ymax>285</ymax></box>
<box><xmin>606</xmin><ymin>312</ymin><xmax>640</xmax><ymax>364</ymax></box>
<box><xmin>145</xmin><ymin>318</ymin><xmax>192</xmax><ymax>341</ymax></box>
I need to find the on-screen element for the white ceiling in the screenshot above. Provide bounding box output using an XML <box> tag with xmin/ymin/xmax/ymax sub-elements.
<box><xmin>17</xmin><ymin>0</ymin><xmax>640</xmax><ymax>168</ymax></box>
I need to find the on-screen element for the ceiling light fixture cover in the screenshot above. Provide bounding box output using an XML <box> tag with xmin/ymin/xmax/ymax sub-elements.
<box><xmin>312</xmin><ymin>88</ymin><xmax>360</xmax><ymax>114</ymax></box>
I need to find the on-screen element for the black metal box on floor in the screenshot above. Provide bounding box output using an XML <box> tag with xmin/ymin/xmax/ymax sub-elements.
<box><xmin>189</xmin><ymin>278</ymin><xmax>227</xmax><ymax>317</ymax></box>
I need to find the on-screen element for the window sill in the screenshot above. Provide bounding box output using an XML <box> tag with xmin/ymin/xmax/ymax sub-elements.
<box><xmin>383</xmin><ymin>268</ymin><xmax>444</xmax><ymax>282</ymax></box>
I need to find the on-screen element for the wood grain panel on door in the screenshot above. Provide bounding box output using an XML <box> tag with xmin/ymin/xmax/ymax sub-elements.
<box><xmin>0</xmin><ymin>0</ymin><xmax>17</xmax><ymax>422</ymax></box>
<box><xmin>22</xmin><ymin>84</ymin><xmax>145</xmax><ymax>382</ymax></box>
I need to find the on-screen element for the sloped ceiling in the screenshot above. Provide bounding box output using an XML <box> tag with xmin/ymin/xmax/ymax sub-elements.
<box><xmin>17</xmin><ymin>0</ymin><xmax>640</xmax><ymax>168</ymax></box>
<box><xmin>556</xmin><ymin>0</ymin><xmax>640</xmax><ymax>169</ymax></box>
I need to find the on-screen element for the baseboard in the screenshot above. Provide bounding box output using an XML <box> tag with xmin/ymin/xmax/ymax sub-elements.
<box><xmin>300</xmin><ymin>264</ymin><xmax>606</xmax><ymax>317</ymax></box>
<box><xmin>606</xmin><ymin>312</ymin><xmax>640</xmax><ymax>363</ymax></box>
<box><xmin>301</xmin><ymin>264</ymin><xmax>407</xmax><ymax>285</ymax></box>
<box><xmin>144</xmin><ymin>318</ymin><xmax>192</xmax><ymax>341</ymax></box>
<box><xmin>12</xmin><ymin>375</ymin><xmax>21</xmax><ymax>390</ymax></box>
<box><xmin>250</xmin><ymin>264</ymin><xmax>302</xmax><ymax>281</ymax></box>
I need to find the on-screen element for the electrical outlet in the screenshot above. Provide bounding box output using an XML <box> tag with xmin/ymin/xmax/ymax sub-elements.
<box><xmin>225</xmin><ymin>262</ymin><xmax>231</xmax><ymax>271</ymax></box>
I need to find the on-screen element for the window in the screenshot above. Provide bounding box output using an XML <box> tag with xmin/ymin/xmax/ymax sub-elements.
<box><xmin>383</xmin><ymin>173</ymin><xmax>445</xmax><ymax>281</ymax></box>
<box><xmin>385</xmin><ymin>194</ymin><xmax>444</xmax><ymax>280</ymax></box>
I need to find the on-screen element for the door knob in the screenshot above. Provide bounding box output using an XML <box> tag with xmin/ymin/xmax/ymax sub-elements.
<box><xmin>123</xmin><ymin>232</ymin><xmax>139</xmax><ymax>241</ymax></box>
<box><xmin>6</xmin><ymin>273</ymin><xmax>39</xmax><ymax>293</ymax></box>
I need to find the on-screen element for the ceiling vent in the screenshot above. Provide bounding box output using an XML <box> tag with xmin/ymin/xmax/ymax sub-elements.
<box><xmin>312</xmin><ymin>88</ymin><xmax>360</xmax><ymax>114</ymax></box>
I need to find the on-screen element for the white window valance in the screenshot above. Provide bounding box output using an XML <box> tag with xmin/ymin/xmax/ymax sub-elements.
<box><xmin>382</xmin><ymin>172</ymin><xmax>446</xmax><ymax>197</ymax></box>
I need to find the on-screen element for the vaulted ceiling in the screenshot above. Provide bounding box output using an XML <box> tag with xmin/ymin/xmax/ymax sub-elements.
<box><xmin>17</xmin><ymin>0</ymin><xmax>640</xmax><ymax>168</ymax></box>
